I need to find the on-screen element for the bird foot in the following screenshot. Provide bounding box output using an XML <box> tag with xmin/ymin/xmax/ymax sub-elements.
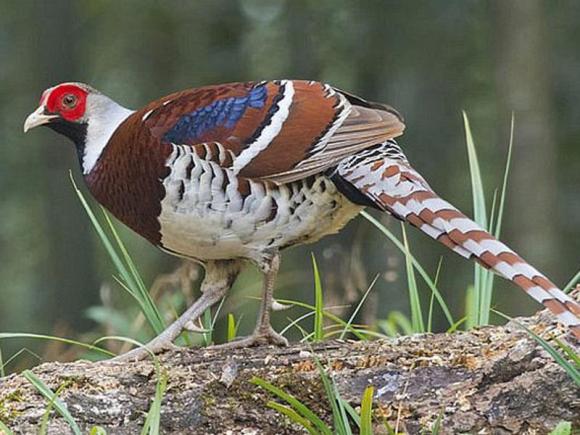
<box><xmin>211</xmin><ymin>327</ymin><xmax>289</xmax><ymax>350</ymax></box>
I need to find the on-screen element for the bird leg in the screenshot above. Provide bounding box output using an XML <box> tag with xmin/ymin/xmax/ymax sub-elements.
<box><xmin>212</xmin><ymin>252</ymin><xmax>288</xmax><ymax>349</ymax></box>
<box><xmin>108</xmin><ymin>260</ymin><xmax>241</xmax><ymax>362</ymax></box>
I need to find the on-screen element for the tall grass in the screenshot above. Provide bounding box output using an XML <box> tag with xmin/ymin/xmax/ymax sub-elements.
<box><xmin>563</xmin><ymin>270</ymin><xmax>580</xmax><ymax>293</ymax></box>
<box><xmin>23</xmin><ymin>370</ymin><xmax>81</xmax><ymax>435</ymax></box>
<box><xmin>549</xmin><ymin>422</ymin><xmax>572</xmax><ymax>435</ymax></box>
<box><xmin>70</xmin><ymin>173</ymin><xmax>165</xmax><ymax>335</ymax></box>
<box><xmin>0</xmin><ymin>333</ymin><xmax>114</xmax><ymax>358</ymax></box>
<box><xmin>141</xmin><ymin>361</ymin><xmax>168</xmax><ymax>435</ymax></box>
<box><xmin>361</xmin><ymin>211</ymin><xmax>454</xmax><ymax>329</ymax></box>
<box><xmin>463</xmin><ymin>113</ymin><xmax>514</xmax><ymax>327</ymax></box>
<box><xmin>402</xmin><ymin>225</ymin><xmax>424</xmax><ymax>332</ymax></box>
<box><xmin>339</xmin><ymin>274</ymin><xmax>379</xmax><ymax>340</ymax></box>
<box><xmin>493</xmin><ymin>310</ymin><xmax>579</xmax><ymax>386</ymax></box>
<box><xmin>251</xmin><ymin>358</ymin><xmax>377</xmax><ymax>434</ymax></box>
<box><xmin>312</xmin><ymin>254</ymin><xmax>325</xmax><ymax>342</ymax></box>
<box><xmin>0</xmin><ymin>419</ymin><xmax>13</xmax><ymax>435</ymax></box>
<box><xmin>463</xmin><ymin>112</ymin><xmax>490</xmax><ymax>327</ymax></box>
<box><xmin>277</xmin><ymin>297</ymin><xmax>369</xmax><ymax>341</ymax></box>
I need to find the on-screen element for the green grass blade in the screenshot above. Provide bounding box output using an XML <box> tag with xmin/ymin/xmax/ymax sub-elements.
<box><xmin>1</xmin><ymin>348</ymin><xmax>42</xmax><ymax>374</ymax></box>
<box><xmin>463</xmin><ymin>112</ymin><xmax>490</xmax><ymax>327</ymax></box>
<box><xmin>553</xmin><ymin>338</ymin><xmax>580</xmax><ymax>368</ymax></box>
<box><xmin>102</xmin><ymin>209</ymin><xmax>164</xmax><ymax>332</ymax></box>
<box><xmin>339</xmin><ymin>275</ymin><xmax>379</xmax><ymax>340</ymax></box>
<box><xmin>462</xmin><ymin>112</ymin><xmax>488</xmax><ymax>233</ymax></box>
<box><xmin>431</xmin><ymin>409</ymin><xmax>444</xmax><ymax>435</ymax></box>
<box><xmin>341</xmin><ymin>400</ymin><xmax>361</xmax><ymax>428</ymax></box>
<box><xmin>70</xmin><ymin>173</ymin><xmax>164</xmax><ymax>334</ymax></box>
<box><xmin>481</xmin><ymin>189</ymin><xmax>498</xmax><ymax>324</ymax></box>
<box><xmin>210</xmin><ymin>297</ymin><xmax>226</xmax><ymax>339</ymax></box>
<box><xmin>0</xmin><ymin>333</ymin><xmax>114</xmax><ymax>357</ymax></box>
<box><xmin>70</xmin><ymin>174</ymin><xmax>136</xmax><ymax>289</ymax></box>
<box><xmin>266</xmin><ymin>402</ymin><xmax>321</xmax><ymax>435</ymax></box>
<box><xmin>276</xmin><ymin>299</ymin><xmax>367</xmax><ymax>340</ymax></box>
<box><xmin>446</xmin><ymin>316</ymin><xmax>467</xmax><ymax>334</ymax></box>
<box><xmin>39</xmin><ymin>381</ymin><xmax>70</xmax><ymax>435</ymax></box>
<box><xmin>549</xmin><ymin>421</ymin><xmax>571</xmax><ymax>435</ymax></box>
<box><xmin>140</xmin><ymin>366</ymin><xmax>168</xmax><ymax>435</ymax></box>
<box><xmin>0</xmin><ymin>419</ymin><xmax>14</xmax><ymax>435</ymax></box>
<box><xmin>227</xmin><ymin>313</ymin><xmax>237</xmax><ymax>342</ymax></box>
<box><xmin>493</xmin><ymin>310</ymin><xmax>580</xmax><ymax>385</ymax></box>
<box><xmin>251</xmin><ymin>376</ymin><xmax>332</xmax><ymax>435</ymax></box>
<box><xmin>361</xmin><ymin>211</ymin><xmax>454</xmax><ymax>326</ymax></box>
<box><xmin>428</xmin><ymin>258</ymin><xmax>444</xmax><ymax>333</ymax></box>
<box><xmin>378</xmin><ymin>311</ymin><xmax>414</xmax><ymax>337</ymax></box>
<box><xmin>311</xmin><ymin>254</ymin><xmax>325</xmax><ymax>342</ymax></box>
<box><xmin>334</xmin><ymin>392</ymin><xmax>353</xmax><ymax>435</ymax></box>
<box><xmin>303</xmin><ymin>324</ymin><xmax>378</xmax><ymax>341</ymax></box>
<box><xmin>402</xmin><ymin>225</ymin><xmax>424</xmax><ymax>333</ymax></box>
<box><xmin>201</xmin><ymin>308</ymin><xmax>213</xmax><ymax>346</ymax></box>
<box><xmin>90</xmin><ymin>427</ymin><xmax>108</xmax><ymax>435</ymax></box>
<box><xmin>197</xmin><ymin>295</ymin><xmax>227</xmax><ymax>346</ymax></box>
<box><xmin>493</xmin><ymin>114</ymin><xmax>515</xmax><ymax>239</ymax></box>
<box><xmin>292</xmin><ymin>320</ymin><xmax>312</xmax><ymax>341</ymax></box>
<box><xmin>480</xmin><ymin>114</ymin><xmax>515</xmax><ymax>324</ymax></box>
<box><xmin>487</xmin><ymin>189</ymin><xmax>498</xmax><ymax>239</ymax></box>
<box><xmin>23</xmin><ymin>370</ymin><xmax>81</xmax><ymax>435</ymax></box>
<box><xmin>102</xmin><ymin>209</ymin><xmax>147</xmax><ymax>291</ymax></box>
<box><xmin>312</xmin><ymin>358</ymin><xmax>350</xmax><ymax>435</ymax></box>
<box><xmin>383</xmin><ymin>420</ymin><xmax>400</xmax><ymax>435</ymax></box>
<box><xmin>276</xmin><ymin>298</ymin><xmax>377</xmax><ymax>341</ymax></box>
<box><xmin>360</xmin><ymin>386</ymin><xmax>374</xmax><ymax>435</ymax></box>
<box><xmin>112</xmin><ymin>276</ymin><xmax>162</xmax><ymax>327</ymax></box>
<box><xmin>563</xmin><ymin>269</ymin><xmax>580</xmax><ymax>293</ymax></box>
<box><xmin>281</xmin><ymin>311</ymin><xmax>316</xmax><ymax>336</ymax></box>
<box><xmin>427</xmin><ymin>291</ymin><xmax>436</xmax><ymax>333</ymax></box>
<box><xmin>465</xmin><ymin>285</ymin><xmax>477</xmax><ymax>330</ymax></box>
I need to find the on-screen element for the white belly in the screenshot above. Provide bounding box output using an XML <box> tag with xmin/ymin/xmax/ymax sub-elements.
<box><xmin>157</xmin><ymin>146</ymin><xmax>361</xmax><ymax>263</ymax></box>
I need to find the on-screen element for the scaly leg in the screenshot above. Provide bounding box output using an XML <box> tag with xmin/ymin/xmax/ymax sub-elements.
<box><xmin>213</xmin><ymin>252</ymin><xmax>288</xmax><ymax>349</ymax></box>
<box><xmin>108</xmin><ymin>260</ymin><xmax>241</xmax><ymax>362</ymax></box>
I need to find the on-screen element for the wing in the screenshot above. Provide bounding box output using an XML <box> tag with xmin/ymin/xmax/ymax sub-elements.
<box><xmin>137</xmin><ymin>80</ymin><xmax>405</xmax><ymax>183</ymax></box>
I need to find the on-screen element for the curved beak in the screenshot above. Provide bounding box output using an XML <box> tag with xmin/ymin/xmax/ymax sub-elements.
<box><xmin>23</xmin><ymin>106</ymin><xmax>58</xmax><ymax>133</ymax></box>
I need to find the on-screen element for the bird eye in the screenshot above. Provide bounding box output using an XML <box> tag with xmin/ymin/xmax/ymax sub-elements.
<box><xmin>62</xmin><ymin>94</ymin><xmax>77</xmax><ymax>108</ymax></box>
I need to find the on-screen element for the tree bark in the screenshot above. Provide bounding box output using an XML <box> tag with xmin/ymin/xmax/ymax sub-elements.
<box><xmin>0</xmin><ymin>307</ymin><xmax>577</xmax><ymax>434</ymax></box>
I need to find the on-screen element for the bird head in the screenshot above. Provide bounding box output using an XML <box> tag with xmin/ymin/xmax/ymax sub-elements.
<box><xmin>24</xmin><ymin>82</ymin><xmax>133</xmax><ymax>173</ymax></box>
<box><xmin>24</xmin><ymin>82</ymin><xmax>94</xmax><ymax>134</ymax></box>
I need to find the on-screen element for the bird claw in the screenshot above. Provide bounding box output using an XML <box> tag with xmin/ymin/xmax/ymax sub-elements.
<box><xmin>183</xmin><ymin>320</ymin><xmax>211</xmax><ymax>333</ymax></box>
<box><xmin>272</xmin><ymin>299</ymin><xmax>294</xmax><ymax>311</ymax></box>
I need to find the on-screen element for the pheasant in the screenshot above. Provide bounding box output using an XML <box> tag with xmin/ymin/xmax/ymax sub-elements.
<box><xmin>24</xmin><ymin>80</ymin><xmax>580</xmax><ymax>360</ymax></box>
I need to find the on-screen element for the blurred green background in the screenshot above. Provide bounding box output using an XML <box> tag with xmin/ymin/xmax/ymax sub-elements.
<box><xmin>1</xmin><ymin>0</ymin><xmax>579</xmax><ymax>362</ymax></box>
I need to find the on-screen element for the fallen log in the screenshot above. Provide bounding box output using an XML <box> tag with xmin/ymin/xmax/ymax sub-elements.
<box><xmin>0</xmin><ymin>306</ymin><xmax>578</xmax><ymax>434</ymax></box>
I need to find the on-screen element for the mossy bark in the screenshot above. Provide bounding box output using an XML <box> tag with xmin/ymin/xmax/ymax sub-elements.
<box><xmin>0</xmin><ymin>307</ymin><xmax>578</xmax><ymax>434</ymax></box>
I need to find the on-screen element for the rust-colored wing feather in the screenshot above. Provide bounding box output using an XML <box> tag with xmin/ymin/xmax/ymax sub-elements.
<box><xmin>136</xmin><ymin>80</ymin><xmax>405</xmax><ymax>183</ymax></box>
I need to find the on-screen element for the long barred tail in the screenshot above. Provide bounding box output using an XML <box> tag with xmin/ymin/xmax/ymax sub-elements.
<box><xmin>335</xmin><ymin>140</ymin><xmax>580</xmax><ymax>339</ymax></box>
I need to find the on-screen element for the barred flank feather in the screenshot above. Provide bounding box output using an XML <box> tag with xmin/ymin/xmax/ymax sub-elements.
<box><xmin>337</xmin><ymin>141</ymin><xmax>580</xmax><ymax>339</ymax></box>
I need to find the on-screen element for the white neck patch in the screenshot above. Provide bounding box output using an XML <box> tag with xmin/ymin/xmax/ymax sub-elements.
<box><xmin>82</xmin><ymin>94</ymin><xmax>134</xmax><ymax>174</ymax></box>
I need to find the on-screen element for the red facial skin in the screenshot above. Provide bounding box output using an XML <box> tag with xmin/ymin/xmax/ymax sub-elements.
<box><xmin>44</xmin><ymin>84</ymin><xmax>88</xmax><ymax>122</ymax></box>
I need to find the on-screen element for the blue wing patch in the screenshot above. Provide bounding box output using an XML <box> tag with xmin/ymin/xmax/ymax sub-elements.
<box><xmin>164</xmin><ymin>84</ymin><xmax>267</xmax><ymax>144</ymax></box>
